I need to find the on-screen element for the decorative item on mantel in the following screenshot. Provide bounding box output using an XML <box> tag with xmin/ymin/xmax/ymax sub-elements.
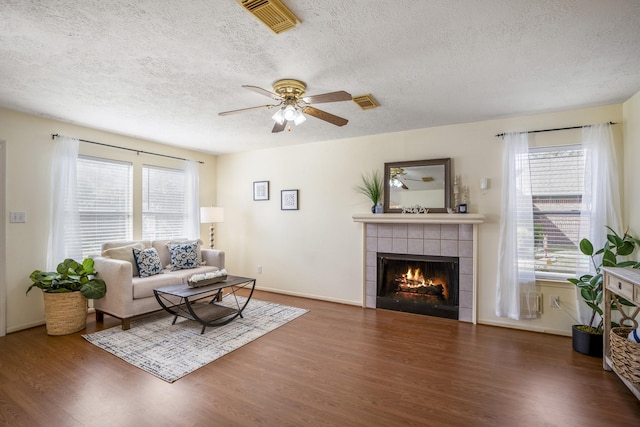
<box><xmin>401</xmin><ymin>205</ymin><xmax>429</xmax><ymax>214</ymax></box>
<box><xmin>453</xmin><ymin>175</ymin><xmax>469</xmax><ymax>213</ymax></box>
<box><xmin>354</xmin><ymin>170</ymin><xmax>383</xmax><ymax>213</ymax></box>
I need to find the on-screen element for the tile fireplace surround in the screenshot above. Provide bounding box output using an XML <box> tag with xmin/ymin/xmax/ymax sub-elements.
<box><xmin>352</xmin><ymin>213</ymin><xmax>485</xmax><ymax>323</ymax></box>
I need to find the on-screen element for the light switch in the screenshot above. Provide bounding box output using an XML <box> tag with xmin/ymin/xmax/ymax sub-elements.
<box><xmin>9</xmin><ymin>211</ymin><xmax>26</xmax><ymax>223</ymax></box>
<box><xmin>480</xmin><ymin>178</ymin><xmax>489</xmax><ymax>190</ymax></box>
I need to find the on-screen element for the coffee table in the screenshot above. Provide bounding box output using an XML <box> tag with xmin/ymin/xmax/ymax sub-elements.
<box><xmin>153</xmin><ymin>275</ymin><xmax>256</xmax><ymax>334</ymax></box>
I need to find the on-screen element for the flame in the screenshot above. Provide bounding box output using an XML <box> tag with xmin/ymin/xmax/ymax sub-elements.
<box><xmin>397</xmin><ymin>267</ymin><xmax>448</xmax><ymax>300</ymax></box>
<box><xmin>404</xmin><ymin>268</ymin><xmax>425</xmax><ymax>285</ymax></box>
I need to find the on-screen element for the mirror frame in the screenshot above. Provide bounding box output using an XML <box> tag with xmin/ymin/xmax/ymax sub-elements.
<box><xmin>383</xmin><ymin>158</ymin><xmax>451</xmax><ymax>213</ymax></box>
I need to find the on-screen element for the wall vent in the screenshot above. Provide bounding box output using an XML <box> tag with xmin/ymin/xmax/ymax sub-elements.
<box><xmin>353</xmin><ymin>94</ymin><xmax>379</xmax><ymax>110</ymax></box>
<box><xmin>237</xmin><ymin>0</ymin><xmax>298</xmax><ymax>34</ymax></box>
<box><xmin>520</xmin><ymin>292</ymin><xmax>542</xmax><ymax>315</ymax></box>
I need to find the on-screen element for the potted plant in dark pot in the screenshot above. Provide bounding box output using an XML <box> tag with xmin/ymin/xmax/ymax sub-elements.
<box><xmin>567</xmin><ymin>227</ymin><xmax>639</xmax><ymax>357</ymax></box>
<box><xmin>27</xmin><ymin>258</ymin><xmax>107</xmax><ymax>336</ymax></box>
<box><xmin>355</xmin><ymin>170</ymin><xmax>384</xmax><ymax>213</ymax></box>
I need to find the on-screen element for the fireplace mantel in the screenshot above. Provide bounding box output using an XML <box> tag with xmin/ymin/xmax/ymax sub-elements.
<box><xmin>352</xmin><ymin>213</ymin><xmax>485</xmax><ymax>224</ymax></box>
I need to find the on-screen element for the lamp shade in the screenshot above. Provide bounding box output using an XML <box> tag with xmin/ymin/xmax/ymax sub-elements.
<box><xmin>200</xmin><ymin>206</ymin><xmax>224</xmax><ymax>223</ymax></box>
<box><xmin>283</xmin><ymin>105</ymin><xmax>297</xmax><ymax>121</ymax></box>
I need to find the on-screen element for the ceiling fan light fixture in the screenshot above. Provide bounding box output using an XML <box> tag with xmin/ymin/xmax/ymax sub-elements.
<box><xmin>283</xmin><ymin>104</ymin><xmax>298</xmax><ymax>121</ymax></box>
<box><xmin>272</xmin><ymin>108</ymin><xmax>285</xmax><ymax>124</ymax></box>
<box><xmin>294</xmin><ymin>110</ymin><xmax>306</xmax><ymax>125</ymax></box>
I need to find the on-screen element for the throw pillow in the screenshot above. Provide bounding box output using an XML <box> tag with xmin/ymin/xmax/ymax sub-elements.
<box><xmin>168</xmin><ymin>242</ymin><xmax>199</xmax><ymax>271</ymax></box>
<box><xmin>102</xmin><ymin>243</ymin><xmax>146</xmax><ymax>277</ymax></box>
<box><xmin>166</xmin><ymin>239</ymin><xmax>206</xmax><ymax>267</ymax></box>
<box><xmin>132</xmin><ymin>248</ymin><xmax>163</xmax><ymax>277</ymax></box>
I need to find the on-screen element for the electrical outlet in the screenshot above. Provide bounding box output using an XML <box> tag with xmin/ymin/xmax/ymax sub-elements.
<box><xmin>550</xmin><ymin>296</ymin><xmax>560</xmax><ymax>308</ymax></box>
<box><xmin>257</xmin><ymin>265</ymin><xmax>262</xmax><ymax>274</ymax></box>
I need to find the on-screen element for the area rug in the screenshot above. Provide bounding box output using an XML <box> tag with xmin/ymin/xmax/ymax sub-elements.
<box><xmin>83</xmin><ymin>297</ymin><xmax>308</xmax><ymax>382</ymax></box>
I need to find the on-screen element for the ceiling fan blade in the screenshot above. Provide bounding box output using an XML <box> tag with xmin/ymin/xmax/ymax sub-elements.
<box><xmin>302</xmin><ymin>91</ymin><xmax>352</xmax><ymax>104</ymax></box>
<box><xmin>242</xmin><ymin>85</ymin><xmax>282</xmax><ymax>101</ymax></box>
<box><xmin>218</xmin><ymin>104</ymin><xmax>277</xmax><ymax>116</ymax></box>
<box><xmin>302</xmin><ymin>106</ymin><xmax>348</xmax><ymax>126</ymax></box>
<box><xmin>272</xmin><ymin>120</ymin><xmax>288</xmax><ymax>133</ymax></box>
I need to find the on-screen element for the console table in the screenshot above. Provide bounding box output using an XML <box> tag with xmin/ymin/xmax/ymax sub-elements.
<box><xmin>602</xmin><ymin>267</ymin><xmax>640</xmax><ymax>400</ymax></box>
<box><xmin>154</xmin><ymin>275</ymin><xmax>256</xmax><ymax>334</ymax></box>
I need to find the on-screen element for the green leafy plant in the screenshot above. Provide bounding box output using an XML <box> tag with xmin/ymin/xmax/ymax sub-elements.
<box><xmin>355</xmin><ymin>170</ymin><xmax>383</xmax><ymax>207</ymax></box>
<box><xmin>27</xmin><ymin>258</ymin><xmax>107</xmax><ymax>300</ymax></box>
<box><xmin>567</xmin><ymin>227</ymin><xmax>640</xmax><ymax>334</ymax></box>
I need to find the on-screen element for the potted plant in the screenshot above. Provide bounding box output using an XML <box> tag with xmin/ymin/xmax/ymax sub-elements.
<box><xmin>27</xmin><ymin>258</ymin><xmax>107</xmax><ymax>335</ymax></box>
<box><xmin>355</xmin><ymin>170</ymin><xmax>384</xmax><ymax>213</ymax></box>
<box><xmin>567</xmin><ymin>227</ymin><xmax>640</xmax><ymax>356</ymax></box>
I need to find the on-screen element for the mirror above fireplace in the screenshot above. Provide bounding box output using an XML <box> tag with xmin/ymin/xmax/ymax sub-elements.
<box><xmin>383</xmin><ymin>158</ymin><xmax>451</xmax><ymax>213</ymax></box>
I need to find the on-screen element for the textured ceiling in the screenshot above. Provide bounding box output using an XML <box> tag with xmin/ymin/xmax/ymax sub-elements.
<box><xmin>1</xmin><ymin>1</ymin><xmax>639</xmax><ymax>154</ymax></box>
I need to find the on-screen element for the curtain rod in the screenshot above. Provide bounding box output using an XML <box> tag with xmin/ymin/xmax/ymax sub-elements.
<box><xmin>495</xmin><ymin>121</ymin><xmax>617</xmax><ymax>138</ymax></box>
<box><xmin>51</xmin><ymin>134</ymin><xmax>204</xmax><ymax>164</ymax></box>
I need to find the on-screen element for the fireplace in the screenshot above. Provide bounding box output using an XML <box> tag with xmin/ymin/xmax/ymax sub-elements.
<box><xmin>377</xmin><ymin>253</ymin><xmax>459</xmax><ymax>319</ymax></box>
<box><xmin>353</xmin><ymin>214</ymin><xmax>484</xmax><ymax>323</ymax></box>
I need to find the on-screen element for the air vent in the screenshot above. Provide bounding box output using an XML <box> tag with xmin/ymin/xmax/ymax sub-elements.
<box><xmin>353</xmin><ymin>94</ymin><xmax>379</xmax><ymax>110</ymax></box>
<box><xmin>237</xmin><ymin>0</ymin><xmax>298</xmax><ymax>34</ymax></box>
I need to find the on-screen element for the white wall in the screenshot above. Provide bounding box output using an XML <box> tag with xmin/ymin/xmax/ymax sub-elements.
<box><xmin>0</xmin><ymin>108</ymin><xmax>218</xmax><ymax>333</ymax></box>
<box><xmin>0</xmin><ymin>140</ymin><xmax>6</xmax><ymax>336</ymax></box>
<box><xmin>623</xmin><ymin>91</ymin><xmax>640</xmax><ymax>237</ymax></box>
<box><xmin>217</xmin><ymin>104</ymin><xmax>624</xmax><ymax>335</ymax></box>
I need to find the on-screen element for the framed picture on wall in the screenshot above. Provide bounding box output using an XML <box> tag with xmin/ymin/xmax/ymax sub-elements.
<box><xmin>253</xmin><ymin>181</ymin><xmax>269</xmax><ymax>201</ymax></box>
<box><xmin>281</xmin><ymin>189</ymin><xmax>299</xmax><ymax>210</ymax></box>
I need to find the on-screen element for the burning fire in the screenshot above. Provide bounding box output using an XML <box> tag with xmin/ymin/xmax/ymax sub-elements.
<box><xmin>396</xmin><ymin>267</ymin><xmax>448</xmax><ymax>300</ymax></box>
<box><xmin>402</xmin><ymin>268</ymin><xmax>428</xmax><ymax>286</ymax></box>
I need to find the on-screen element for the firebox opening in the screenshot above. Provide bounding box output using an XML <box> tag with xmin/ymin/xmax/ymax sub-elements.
<box><xmin>377</xmin><ymin>253</ymin><xmax>459</xmax><ymax>319</ymax></box>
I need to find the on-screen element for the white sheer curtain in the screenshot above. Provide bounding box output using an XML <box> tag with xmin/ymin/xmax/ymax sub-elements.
<box><xmin>46</xmin><ymin>136</ymin><xmax>82</xmax><ymax>270</ymax></box>
<box><xmin>496</xmin><ymin>132</ymin><xmax>537</xmax><ymax>320</ymax></box>
<box><xmin>184</xmin><ymin>160</ymin><xmax>200</xmax><ymax>240</ymax></box>
<box><xmin>576</xmin><ymin>123</ymin><xmax>622</xmax><ymax>324</ymax></box>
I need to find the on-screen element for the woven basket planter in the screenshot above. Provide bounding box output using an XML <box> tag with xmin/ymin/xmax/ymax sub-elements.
<box><xmin>610</xmin><ymin>327</ymin><xmax>640</xmax><ymax>384</ymax></box>
<box><xmin>43</xmin><ymin>291</ymin><xmax>88</xmax><ymax>336</ymax></box>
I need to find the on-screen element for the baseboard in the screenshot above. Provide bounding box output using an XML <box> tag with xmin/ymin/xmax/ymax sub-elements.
<box><xmin>478</xmin><ymin>319</ymin><xmax>571</xmax><ymax>337</ymax></box>
<box><xmin>255</xmin><ymin>285</ymin><xmax>361</xmax><ymax>307</ymax></box>
<box><xmin>7</xmin><ymin>319</ymin><xmax>45</xmax><ymax>334</ymax></box>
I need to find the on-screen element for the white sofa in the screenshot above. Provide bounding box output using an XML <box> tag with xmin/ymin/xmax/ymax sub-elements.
<box><xmin>92</xmin><ymin>239</ymin><xmax>225</xmax><ymax>329</ymax></box>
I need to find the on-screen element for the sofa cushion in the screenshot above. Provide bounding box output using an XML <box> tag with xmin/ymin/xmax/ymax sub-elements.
<box><xmin>102</xmin><ymin>242</ymin><xmax>145</xmax><ymax>277</ymax></box>
<box><xmin>133</xmin><ymin>248</ymin><xmax>163</xmax><ymax>278</ymax></box>
<box><xmin>168</xmin><ymin>242</ymin><xmax>199</xmax><ymax>270</ymax></box>
<box><xmin>132</xmin><ymin>273</ymin><xmax>184</xmax><ymax>299</ymax></box>
<box><xmin>102</xmin><ymin>240</ymin><xmax>151</xmax><ymax>251</ymax></box>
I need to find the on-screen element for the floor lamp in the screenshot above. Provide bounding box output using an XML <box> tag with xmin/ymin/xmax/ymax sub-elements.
<box><xmin>200</xmin><ymin>207</ymin><xmax>224</xmax><ymax>249</ymax></box>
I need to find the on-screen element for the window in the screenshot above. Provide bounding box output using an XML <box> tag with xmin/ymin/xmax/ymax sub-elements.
<box><xmin>77</xmin><ymin>156</ymin><xmax>133</xmax><ymax>257</ymax></box>
<box><xmin>528</xmin><ymin>145</ymin><xmax>588</xmax><ymax>276</ymax></box>
<box><xmin>142</xmin><ymin>165</ymin><xmax>186</xmax><ymax>240</ymax></box>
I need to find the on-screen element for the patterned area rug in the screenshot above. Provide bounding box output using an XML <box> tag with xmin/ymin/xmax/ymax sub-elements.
<box><xmin>83</xmin><ymin>297</ymin><xmax>308</xmax><ymax>382</ymax></box>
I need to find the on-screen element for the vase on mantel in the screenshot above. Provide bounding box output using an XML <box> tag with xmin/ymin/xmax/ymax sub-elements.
<box><xmin>371</xmin><ymin>203</ymin><xmax>383</xmax><ymax>214</ymax></box>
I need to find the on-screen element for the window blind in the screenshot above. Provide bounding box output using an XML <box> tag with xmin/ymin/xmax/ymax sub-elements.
<box><xmin>142</xmin><ymin>165</ymin><xmax>186</xmax><ymax>240</ymax></box>
<box><xmin>77</xmin><ymin>156</ymin><xmax>133</xmax><ymax>257</ymax></box>
<box><xmin>528</xmin><ymin>145</ymin><xmax>588</xmax><ymax>275</ymax></box>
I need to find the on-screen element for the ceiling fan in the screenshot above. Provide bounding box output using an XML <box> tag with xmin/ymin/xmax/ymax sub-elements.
<box><xmin>390</xmin><ymin>167</ymin><xmax>434</xmax><ymax>190</ymax></box>
<box><xmin>218</xmin><ymin>79</ymin><xmax>352</xmax><ymax>133</ymax></box>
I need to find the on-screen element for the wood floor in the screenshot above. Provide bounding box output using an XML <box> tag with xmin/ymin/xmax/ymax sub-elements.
<box><xmin>1</xmin><ymin>290</ymin><xmax>639</xmax><ymax>427</ymax></box>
